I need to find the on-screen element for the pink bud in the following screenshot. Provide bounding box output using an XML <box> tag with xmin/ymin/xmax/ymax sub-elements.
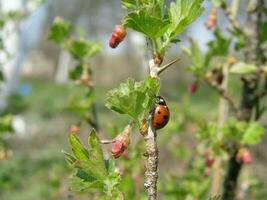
<box><xmin>205</xmin><ymin>157</ymin><xmax>215</xmax><ymax>167</ymax></box>
<box><xmin>242</xmin><ymin>149</ymin><xmax>252</xmax><ymax>164</ymax></box>
<box><xmin>188</xmin><ymin>81</ymin><xmax>198</xmax><ymax>93</ymax></box>
<box><xmin>110</xmin><ymin>124</ymin><xmax>131</xmax><ymax>158</ymax></box>
<box><xmin>236</xmin><ymin>148</ymin><xmax>252</xmax><ymax>164</ymax></box>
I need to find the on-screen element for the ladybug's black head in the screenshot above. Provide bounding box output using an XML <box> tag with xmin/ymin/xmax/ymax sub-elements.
<box><xmin>155</xmin><ymin>96</ymin><xmax>166</xmax><ymax>105</ymax></box>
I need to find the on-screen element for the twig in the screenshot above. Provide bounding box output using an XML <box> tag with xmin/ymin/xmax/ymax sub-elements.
<box><xmin>206</xmin><ymin>79</ymin><xmax>239</xmax><ymax>116</ymax></box>
<box><xmin>221</xmin><ymin>1</ymin><xmax>248</xmax><ymax>37</ymax></box>
<box><xmin>210</xmin><ymin>63</ymin><xmax>230</xmax><ymax>196</ymax></box>
<box><xmin>143</xmin><ymin>112</ymin><xmax>158</xmax><ymax>200</ymax></box>
<box><xmin>141</xmin><ymin>58</ymin><xmax>161</xmax><ymax>199</ymax></box>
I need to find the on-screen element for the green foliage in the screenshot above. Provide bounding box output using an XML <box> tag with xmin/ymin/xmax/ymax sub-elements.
<box><xmin>65</xmin><ymin>39</ymin><xmax>102</xmax><ymax>61</ymax></box>
<box><xmin>106</xmin><ymin>77</ymin><xmax>160</xmax><ymax>122</ymax></box>
<box><xmin>166</xmin><ymin>0</ymin><xmax>204</xmax><ymax>39</ymax></box>
<box><xmin>48</xmin><ymin>17</ymin><xmax>72</xmax><ymax>44</ymax></box>
<box><xmin>241</xmin><ymin>122</ymin><xmax>265</xmax><ymax>145</ymax></box>
<box><xmin>124</xmin><ymin>10</ymin><xmax>170</xmax><ymax>39</ymax></box>
<box><xmin>182</xmin><ymin>38</ymin><xmax>206</xmax><ymax>77</ymax></box>
<box><xmin>121</xmin><ymin>0</ymin><xmax>137</xmax><ymax>10</ymax></box>
<box><xmin>0</xmin><ymin>115</ymin><xmax>13</xmax><ymax>133</ymax></box>
<box><xmin>122</xmin><ymin>0</ymin><xmax>204</xmax><ymax>56</ymax></box>
<box><xmin>48</xmin><ymin>17</ymin><xmax>102</xmax><ymax>62</ymax></box>
<box><xmin>65</xmin><ymin>92</ymin><xmax>95</xmax><ymax>119</ymax></box>
<box><xmin>206</xmin><ymin>29</ymin><xmax>231</xmax><ymax>63</ymax></box>
<box><xmin>222</xmin><ymin>119</ymin><xmax>265</xmax><ymax>146</ymax></box>
<box><xmin>209</xmin><ymin>0</ymin><xmax>224</xmax><ymax>7</ymax></box>
<box><xmin>64</xmin><ymin>130</ymin><xmax>123</xmax><ymax>197</ymax></box>
<box><xmin>230</xmin><ymin>62</ymin><xmax>257</xmax><ymax>75</ymax></box>
<box><xmin>160</xmin><ymin>155</ymin><xmax>210</xmax><ymax>199</ymax></box>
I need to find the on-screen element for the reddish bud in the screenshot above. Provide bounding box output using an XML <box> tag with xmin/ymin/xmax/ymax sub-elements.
<box><xmin>227</xmin><ymin>56</ymin><xmax>237</xmax><ymax>65</ymax></box>
<box><xmin>236</xmin><ymin>148</ymin><xmax>252</xmax><ymax>164</ymax></box>
<box><xmin>111</xmin><ymin>124</ymin><xmax>131</xmax><ymax>158</ymax></box>
<box><xmin>205</xmin><ymin>157</ymin><xmax>215</xmax><ymax>167</ymax></box>
<box><xmin>109</xmin><ymin>25</ymin><xmax>127</xmax><ymax>48</ymax></box>
<box><xmin>256</xmin><ymin>67</ymin><xmax>265</xmax><ymax>76</ymax></box>
<box><xmin>188</xmin><ymin>81</ymin><xmax>198</xmax><ymax>93</ymax></box>
<box><xmin>121</xmin><ymin>150</ymin><xmax>129</xmax><ymax>160</ymax></box>
<box><xmin>206</xmin><ymin>8</ymin><xmax>217</xmax><ymax>30</ymax></box>
<box><xmin>204</xmin><ymin>169</ymin><xmax>210</xmax><ymax>177</ymax></box>
<box><xmin>153</xmin><ymin>54</ymin><xmax>163</xmax><ymax>65</ymax></box>
<box><xmin>69</xmin><ymin>125</ymin><xmax>80</xmax><ymax>135</ymax></box>
<box><xmin>242</xmin><ymin>149</ymin><xmax>252</xmax><ymax>164</ymax></box>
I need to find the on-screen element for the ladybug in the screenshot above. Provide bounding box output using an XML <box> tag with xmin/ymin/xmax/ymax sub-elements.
<box><xmin>152</xmin><ymin>96</ymin><xmax>170</xmax><ymax>130</ymax></box>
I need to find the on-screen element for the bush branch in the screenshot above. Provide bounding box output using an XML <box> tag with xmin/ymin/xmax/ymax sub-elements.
<box><xmin>206</xmin><ymin>79</ymin><xmax>239</xmax><ymax>116</ymax></box>
<box><xmin>143</xmin><ymin>113</ymin><xmax>159</xmax><ymax>200</ymax></box>
<box><xmin>221</xmin><ymin>1</ymin><xmax>248</xmax><ymax>37</ymax></box>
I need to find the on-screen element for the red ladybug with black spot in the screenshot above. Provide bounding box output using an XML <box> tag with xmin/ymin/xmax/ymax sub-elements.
<box><xmin>152</xmin><ymin>96</ymin><xmax>170</xmax><ymax>130</ymax></box>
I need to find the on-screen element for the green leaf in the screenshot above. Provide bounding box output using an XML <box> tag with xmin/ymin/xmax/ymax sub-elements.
<box><xmin>62</xmin><ymin>150</ymin><xmax>77</xmax><ymax>165</ymax></box>
<box><xmin>206</xmin><ymin>29</ymin><xmax>231</xmax><ymax>58</ymax></box>
<box><xmin>0</xmin><ymin>70</ymin><xmax>4</xmax><ymax>81</ymax></box>
<box><xmin>65</xmin><ymin>92</ymin><xmax>95</xmax><ymax>118</ymax></box>
<box><xmin>106</xmin><ymin>77</ymin><xmax>160</xmax><ymax>121</ymax></box>
<box><xmin>87</xmin><ymin>130</ymin><xmax>107</xmax><ymax>178</ymax></box>
<box><xmin>69</xmin><ymin>65</ymin><xmax>83</xmax><ymax>80</ymax></box>
<box><xmin>242</xmin><ymin>122</ymin><xmax>265</xmax><ymax>145</ymax></box>
<box><xmin>69</xmin><ymin>134</ymin><xmax>89</xmax><ymax>161</ymax></box>
<box><xmin>76</xmin><ymin>168</ymin><xmax>97</xmax><ymax>182</ymax></box>
<box><xmin>222</xmin><ymin>118</ymin><xmax>247</xmax><ymax>142</ymax></box>
<box><xmin>260</xmin><ymin>22</ymin><xmax>267</xmax><ymax>43</ymax></box>
<box><xmin>48</xmin><ymin>17</ymin><xmax>72</xmax><ymax>44</ymax></box>
<box><xmin>70</xmin><ymin>176</ymin><xmax>103</xmax><ymax>192</ymax></box>
<box><xmin>0</xmin><ymin>114</ymin><xmax>13</xmax><ymax>132</ymax></box>
<box><xmin>124</xmin><ymin>10</ymin><xmax>170</xmax><ymax>39</ymax></box>
<box><xmin>230</xmin><ymin>62</ymin><xmax>257</xmax><ymax>74</ymax></box>
<box><xmin>209</xmin><ymin>0</ymin><xmax>224</xmax><ymax>7</ymax></box>
<box><xmin>167</xmin><ymin>0</ymin><xmax>204</xmax><ymax>38</ymax></box>
<box><xmin>121</xmin><ymin>0</ymin><xmax>137</xmax><ymax>10</ymax></box>
<box><xmin>182</xmin><ymin>38</ymin><xmax>206</xmax><ymax>76</ymax></box>
<box><xmin>66</xmin><ymin>39</ymin><xmax>102</xmax><ymax>60</ymax></box>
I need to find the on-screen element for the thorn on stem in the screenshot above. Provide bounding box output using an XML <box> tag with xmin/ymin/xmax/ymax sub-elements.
<box><xmin>158</xmin><ymin>58</ymin><xmax>179</xmax><ymax>75</ymax></box>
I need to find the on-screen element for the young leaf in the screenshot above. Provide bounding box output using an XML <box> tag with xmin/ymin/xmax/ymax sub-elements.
<box><xmin>121</xmin><ymin>0</ymin><xmax>137</xmax><ymax>10</ymax></box>
<box><xmin>70</xmin><ymin>176</ymin><xmax>103</xmax><ymax>192</ymax></box>
<box><xmin>87</xmin><ymin>130</ymin><xmax>107</xmax><ymax>178</ymax></box>
<box><xmin>66</xmin><ymin>39</ymin><xmax>102</xmax><ymax>61</ymax></box>
<box><xmin>167</xmin><ymin>0</ymin><xmax>204</xmax><ymax>38</ymax></box>
<box><xmin>124</xmin><ymin>10</ymin><xmax>170</xmax><ymax>39</ymax></box>
<box><xmin>230</xmin><ymin>62</ymin><xmax>257</xmax><ymax>75</ymax></box>
<box><xmin>207</xmin><ymin>29</ymin><xmax>231</xmax><ymax>57</ymax></box>
<box><xmin>69</xmin><ymin>134</ymin><xmax>89</xmax><ymax>161</ymax></box>
<box><xmin>106</xmin><ymin>77</ymin><xmax>160</xmax><ymax>121</ymax></box>
<box><xmin>62</xmin><ymin>150</ymin><xmax>77</xmax><ymax>165</ymax></box>
<box><xmin>242</xmin><ymin>122</ymin><xmax>265</xmax><ymax>145</ymax></box>
<box><xmin>48</xmin><ymin>17</ymin><xmax>72</xmax><ymax>44</ymax></box>
<box><xmin>182</xmin><ymin>38</ymin><xmax>206</xmax><ymax>76</ymax></box>
<box><xmin>210</xmin><ymin>0</ymin><xmax>224</xmax><ymax>7</ymax></box>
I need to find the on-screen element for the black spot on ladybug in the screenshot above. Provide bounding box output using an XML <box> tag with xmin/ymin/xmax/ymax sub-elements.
<box><xmin>156</xmin><ymin>123</ymin><xmax>161</xmax><ymax>127</ymax></box>
<box><xmin>163</xmin><ymin>115</ymin><xmax>168</xmax><ymax>120</ymax></box>
<box><xmin>157</xmin><ymin>111</ymin><xmax>161</xmax><ymax>114</ymax></box>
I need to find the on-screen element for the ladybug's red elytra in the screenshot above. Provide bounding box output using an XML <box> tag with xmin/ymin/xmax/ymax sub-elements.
<box><xmin>152</xmin><ymin>96</ymin><xmax>170</xmax><ymax>130</ymax></box>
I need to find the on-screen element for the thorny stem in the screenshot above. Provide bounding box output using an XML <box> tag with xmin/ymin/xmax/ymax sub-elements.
<box><xmin>222</xmin><ymin>1</ymin><xmax>264</xmax><ymax>199</ymax></box>
<box><xmin>211</xmin><ymin>0</ymin><xmax>240</xmax><ymax>195</ymax></box>
<box><xmin>210</xmin><ymin>64</ymin><xmax>230</xmax><ymax>196</ymax></box>
<box><xmin>141</xmin><ymin>58</ymin><xmax>161</xmax><ymax>200</ymax></box>
<box><xmin>143</xmin><ymin>112</ymin><xmax>159</xmax><ymax>200</ymax></box>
